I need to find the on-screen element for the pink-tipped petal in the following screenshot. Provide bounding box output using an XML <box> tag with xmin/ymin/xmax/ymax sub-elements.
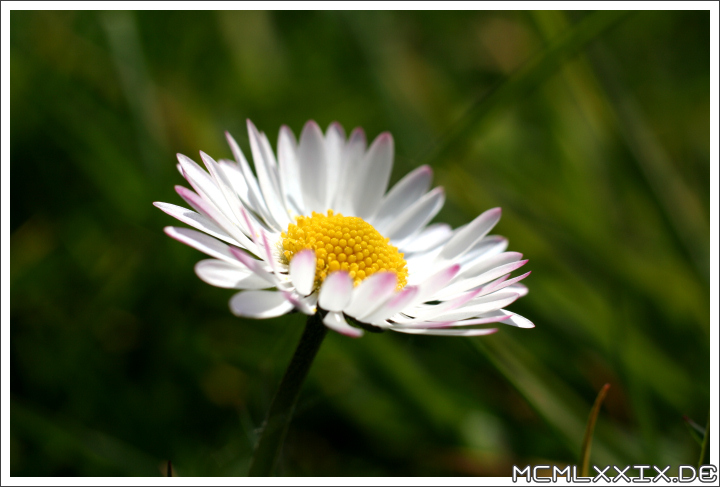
<box><xmin>281</xmin><ymin>290</ymin><xmax>316</xmax><ymax>315</ymax></box>
<box><xmin>344</xmin><ymin>272</ymin><xmax>398</xmax><ymax>318</ymax></box>
<box><xmin>428</xmin><ymin>292</ymin><xmax>520</xmax><ymax>322</ymax></box>
<box><xmin>435</xmin><ymin>258</ymin><xmax>528</xmax><ymax>300</ymax></box>
<box><xmin>194</xmin><ymin>259</ymin><xmax>271</xmax><ymax>290</ymax></box>
<box><xmin>154</xmin><ymin>202</ymin><xmax>236</xmax><ymax>247</ymax></box>
<box><xmin>229</xmin><ymin>290</ymin><xmax>294</xmax><ymax>318</ymax></box>
<box><xmin>198</xmin><ymin>150</ymin><xmax>246</xmax><ymax>226</ymax></box>
<box><xmin>228</xmin><ymin>247</ymin><xmax>277</xmax><ymax>285</ymax></box>
<box><xmin>360</xmin><ymin>285</ymin><xmax>419</xmax><ymax>324</ymax></box>
<box><xmin>458</xmin><ymin>251</ymin><xmax>524</xmax><ymax>281</ymax></box>
<box><xmin>395</xmin><ymin>312</ymin><xmax>512</xmax><ymax>329</ymax></box>
<box><xmin>176</xmin><ymin>153</ymin><xmax>233</xmax><ymax>218</ymax></box>
<box><xmin>436</xmin><ymin>207</ymin><xmax>502</xmax><ymax>266</ymax></box>
<box><xmin>174</xmin><ymin>185</ymin><xmax>255</xmax><ymax>251</ymax></box>
<box><xmin>504</xmin><ymin>283</ymin><xmax>529</xmax><ymax>297</ymax></box>
<box><xmin>164</xmin><ymin>226</ymin><xmax>236</xmax><ymax>263</ymax></box>
<box><xmin>499</xmin><ymin>311</ymin><xmax>535</xmax><ymax>328</ymax></box>
<box><xmin>409</xmin><ymin>264</ymin><xmax>461</xmax><ymax>307</ymax></box>
<box><xmin>391</xmin><ymin>327</ymin><xmax>499</xmax><ymax>337</ymax></box>
<box><xmin>477</xmin><ymin>271</ymin><xmax>531</xmax><ymax>297</ymax></box>
<box><xmin>260</xmin><ymin>230</ymin><xmax>279</xmax><ymax>275</ymax></box>
<box><xmin>323</xmin><ymin>311</ymin><xmax>363</xmax><ymax>338</ymax></box>
<box><xmin>406</xmin><ymin>287</ymin><xmax>484</xmax><ymax>322</ymax></box>
<box><xmin>318</xmin><ymin>271</ymin><xmax>354</xmax><ymax>312</ymax></box>
<box><xmin>289</xmin><ymin>249</ymin><xmax>317</xmax><ymax>296</ymax></box>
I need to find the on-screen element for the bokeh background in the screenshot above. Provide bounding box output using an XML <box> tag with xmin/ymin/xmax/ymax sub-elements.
<box><xmin>10</xmin><ymin>10</ymin><xmax>710</xmax><ymax>477</ymax></box>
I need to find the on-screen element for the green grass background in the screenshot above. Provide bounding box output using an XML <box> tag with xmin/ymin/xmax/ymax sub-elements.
<box><xmin>10</xmin><ymin>10</ymin><xmax>710</xmax><ymax>476</ymax></box>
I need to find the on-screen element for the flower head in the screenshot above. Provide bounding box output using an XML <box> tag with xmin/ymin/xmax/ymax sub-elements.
<box><xmin>155</xmin><ymin>120</ymin><xmax>533</xmax><ymax>338</ymax></box>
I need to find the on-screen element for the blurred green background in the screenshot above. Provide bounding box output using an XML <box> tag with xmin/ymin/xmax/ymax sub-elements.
<box><xmin>10</xmin><ymin>10</ymin><xmax>710</xmax><ymax>476</ymax></box>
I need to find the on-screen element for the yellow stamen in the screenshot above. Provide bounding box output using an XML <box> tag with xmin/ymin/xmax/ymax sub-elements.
<box><xmin>281</xmin><ymin>210</ymin><xmax>407</xmax><ymax>290</ymax></box>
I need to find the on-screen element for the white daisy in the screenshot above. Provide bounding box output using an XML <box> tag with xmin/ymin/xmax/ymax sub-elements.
<box><xmin>155</xmin><ymin>120</ymin><xmax>533</xmax><ymax>338</ymax></box>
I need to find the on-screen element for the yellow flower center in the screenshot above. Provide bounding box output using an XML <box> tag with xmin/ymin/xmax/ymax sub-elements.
<box><xmin>281</xmin><ymin>210</ymin><xmax>408</xmax><ymax>290</ymax></box>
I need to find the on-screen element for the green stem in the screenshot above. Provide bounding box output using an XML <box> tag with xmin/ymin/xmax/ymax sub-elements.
<box><xmin>247</xmin><ymin>312</ymin><xmax>328</xmax><ymax>476</ymax></box>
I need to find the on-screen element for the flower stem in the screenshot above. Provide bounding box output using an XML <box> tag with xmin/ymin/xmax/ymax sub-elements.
<box><xmin>247</xmin><ymin>312</ymin><xmax>328</xmax><ymax>476</ymax></box>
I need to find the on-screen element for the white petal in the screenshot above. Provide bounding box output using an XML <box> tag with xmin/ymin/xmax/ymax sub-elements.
<box><xmin>194</xmin><ymin>259</ymin><xmax>272</xmax><ymax>289</ymax></box>
<box><xmin>225</xmin><ymin>131</ymin><xmax>278</xmax><ymax>229</ymax></box>
<box><xmin>233</xmin><ymin>207</ymin><xmax>283</xmax><ymax>261</ymax></box>
<box><xmin>176</xmin><ymin>153</ymin><xmax>236</xmax><ymax>220</ymax></box>
<box><xmin>259</xmin><ymin>130</ymin><xmax>279</xmax><ymax>169</ymax></box>
<box><xmin>383</xmin><ymin>187</ymin><xmax>445</xmax><ymax>242</ymax></box>
<box><xmin>217</xmin><ymin>160</ymin><xmax>251</xmax><ymax>207</ymax></box>
<box><xmin>504</xmin><ymin>283</ymin><xmax>529</xmax><ymax>297</ymax></box>
<box><xmin>406</xmin><ymin>264</ymin><xmax>461</xmax><ymax>309</ymax></box>
<box><xmin>318</xmin><ymin>271</ymin><xmax>354</xmax><ymax>312</ymax></box>
<box><xmin>391</xmin><ymin>327</ymin><xmax>499</xmax><ymax>337</ymax></box>
<box><xmin>154</xmin><ymin>202</ymin><xmax>239</xmax><ymax>247</ymax></box>
<box><xmin>174</xmin><ymin>185</ymin><xmax>256</xmax><ymax>252</ymax></box>
<box><xmin>277</xmin><ymin>125</ymin><xmax>304</xmax><ymax>213</ymax></box>
<box><xmin>431</xmin><ymin>292</ymin><xmax>520</xmax><ymax>322</ymax></box>
<box><xmin>435</xmin><ymin>258</ymin><xmax>528</xmax><ymax>300</ymax></box>
<box><xmin>458</xmin><ymin>235</ymin><xmax>509</xmax><ymax>267</ymax></box>
<box><xmin>344</xmin><ymin>271</ymin><xmax>398</xmax><ymax>318</ymax></box>
<box><xmin>228</xmin><ymin>247</ymin><xmax>276</xmax><ymax>283</ymax></box>
<box><xmin>499</xmin><ymin>311</ymin><xmax>534</xmax><ymax>328</ymax></box>
<box><xmin>334</xmin><ymin>128</ymin><xmax>367</xmax><ymax>214</ymax></box>
<box><xmin>323</xmin><ymin>311</ymin><xmax>363</xmax><ymax>338</ymax></box>
<box><xmin>405</xmin><ymin>246</ymin><xmax>445</xmax><ymax>284</ymax></box>
<box><xmin>405</xmin><ymin>288</ymin><xmax>483</xmax><ymax>322</ymax></box>
<box><xmin>289</xmin><ymin>249</ymin><xmax>316</xmax><ymax>296</ymax></box>
<box><xmin>476</xmin><ymin>271</ymin><xmax>531</xmax><ymax>298</ymax></box>
<box><xmin>324</xmin><ymin>122</ymin><xmax>346</xmax><ymax>211</ymax></box>
<box><xmin>372</xmin><ymin>165</ymin><xmax>433</xmax><ymax>232</ymax></box>
<box><xmin>394</xmin><ymin>311</ymin><xmax>512</xmax><ymax>329</ymax></box>
<box><xmin>259</xmin><ymin>230</ymin><xmax>282</xmax><ymax>278</ymax></box>
<box><xmin>229</xmin><ymin>290</ymin><xmax>294</xmax><ymax>318</ymax></box>
<box><xmin>398</xmin><ymin>223</ymin><xmax>453</xmax><ymax>254</ymax></box>
<box><xmin>453</xmin><ymin>251</ymin><xmax>524</xmax><ymax>285</ymax></box>
<box><xmin>164</xmin><ymin>226</ymin><xmax>237</xmax><ymax>263</ymax></box>
<box><xmin>199</xmin><ymin>151</ymin><xmax>247</xmax><ymax>227</ymax></box>
<box><xmin>353</xmin><ymin>132</ymin><xmax>394</xmax><ymax>219</ymax></box>
<box><xmin>361</xmin><ymin>285</ymin><xmax>418</xmax><ymax>324</ymax></box>
<box><xmin>247</xmin><ymin>120</ymin><xmax>292</xmax><ymax>227</ymax></box>
<box><xmin>435</xmin><ymin>207</ymin><xmax>502</xmax><ymax>267</ymax></box>
<box><xmin>297</xmin><ymin>121</ymin><xmax>328</xmax><ymax>214</ymax></box>
<box><xmin>281</xmin><ymin>290</ymin><xmax>317</xmax><ymax>315</ymax></box>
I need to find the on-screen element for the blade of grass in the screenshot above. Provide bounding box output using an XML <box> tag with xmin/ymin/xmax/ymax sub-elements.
<box><xmin>698</xmin><ymin>414</ymin><xmax>709</xmax><ymax>469</ymax></box>
<box><xmin>471</xmin><ymin>333</ymin><xmax>640</xmax><ymax>466</ymax></box>
<box><xmin>580</xmin><ymin>383</ymin><xmax>611</xmax><ymax>477</ymax></box>
<box><xmin>683</xmin><ymin>415</ymin><xmax>706</xmax><ymax>446</ymax></box>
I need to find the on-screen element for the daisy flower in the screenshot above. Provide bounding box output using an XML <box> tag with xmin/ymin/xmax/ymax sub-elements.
<box><xmin>155</xmin><ymin>120</ymin><xmax>533</xmax><ymax>338</ymax></box>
